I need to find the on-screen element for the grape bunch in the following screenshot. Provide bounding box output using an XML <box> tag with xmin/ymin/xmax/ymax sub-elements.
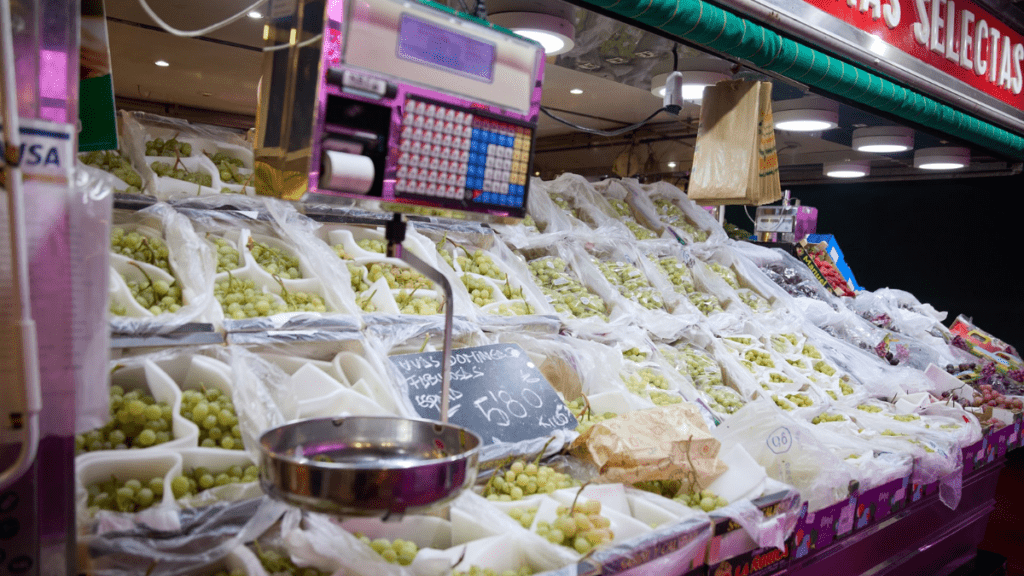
<box><xmin>356</xmin><ymin>291</ymin><xmax>378</xmax><ymax>313</ymax></box>
<box><xmin>366</xmin><ymin>262</ymin><xmax>432</xmax><ymax>290</ymax></box>
<box><xmin>75</xmin><ymin>385</ymin><xmax>173</xmax><ymax>454</ymax></box>
<box><xmin>248</xmin><ymin>239</ymin><xmax>303</xmax><ymax>279</ymax></box>
<box><xmin>207</xmin><ymin>152</ymin><xmax>250</xmax><ymax>185</ymax></box>
<box><xmin>462</xmin><ymin>275</ymin><xmax>497</xmax><ymax>307</ymax></box>
<box><xmin>767</xmin><ymin>372</ymin><xmax>791</xmax><ymax>384</ymax></box>
<box><xmin>333</xmin><ymin>244</ymin><xmax>352</xmax><ymax>260</ymax></box>
<box><xmin>489</xmin><ymin>301</ymin><xmax>534</xmax><ymax>316</ymax></box>
<box><xmin>786</xmin><ymin>358</ymin><xmax>807</xmax><ymax>370</ymax></box>
<box><xmin>150</xmin><ymin>161</ymin><xmax>213</xmax><ymax>187</ymax></box>
<box><xmin>622</xmin><ymin>347</ymin><xmax>648</xmax><ymax>363</ymax></box>
<box><xmin>396</xmin><ymin>289</ymin><xmax>441</xmax><ymax>315</ymax></box>
<box><xmin>146</xmin><ymin>138</ymin><xmax>193</xmax><ymax>157</ymax></box>
<box><xmin>506</xmin><ymin>506</ymin><xmax>539</xmax><ymax>529</ymax></box>
<box><xmin>527</xmin><ymin>257</ymin><xmax>608</xmax><ymax>320</ymax></box>
<box><xmin>278</xmin><ymin>284</ymin><xmax>329</xmax><ymax>313</ymax></box>
<box><xmin>623</xmin><ymin>368</ymin><xmax>683</xmax><ymax>405</ymax></box>
<box><xmin>253</xmin><ymin>544</ymin><xmax>329</xmax><ymax>576</ymax></box>
<box><xmin>707</xmin><ymin>263</ymin><xmax>740</xmax><ymax>289</ymax></box>
<box><xmin>633</xmin><ymin>479</ymin><xmax>682</xmax><ymax>498</ymax></box>
<box><xmin>86</xmin><ymin>475</ymin><xmax>166</xmax><ymax>514</ymax></box>
<box><xmin>605</xmin><ymin>199</ymin><xmax>658</xmax><ymax>239</ymax></box>
<box><xmin>965</xmin><ymin>383</ymin><xmax>1023</xmax><ymax>409</ymax></box>
<box><xmin>457</xmin><ymin>249</ymin><xmax>508</xmax><ymax>281</ymax></box>
<box><xmin>770</xmin><ymin>334</ymin><xmax>800</xmax><ymax>353</ymax></box>
<box><xmin>744</xmin><ymin>349</ymin><xmax>775</xmax><ymax>368</ymax></box>
<box><xmin>688</xmin><ymin>292</ymin><xmax>723</xmax><ymax>315</ymax></box>
<box><xmin>549</xmin><ymin>193</ymin><xmax>579</xmax><ymax>219</ymax></box>
<box><xmin>522</xmin><ymin>213</ymin><xmax>539</xmax><ymax>232</ymax></box>
<box><xmin>607</xmin><ymin>198</ymin><xmax>632</xmax><ymax>218</ymax></box>
<box><xmin>654</xmin><ymin>256</ymin><xmax>695</xmax><ymax>294</ymax></box>
<box><xmin>210</xmin><ymin>236</ymin><xmax>241</xmax><ymax>273</ymax></box>
<box><xmin>567</xmin><ymin>398</ymin><xmax>618</xmax><ymax>435</ymax></box>
<box><xmin>890</xmin><ymin>414</ymin><xmax>920</xmax><ymax>422</ymax></box>
<box><xmin>180</xmin><ymin>387</ymin><xmax>243</xmax><ymax>450</ymax></box>
<box><xmin>596</xmin><ymin>260</ymin><xmax>663</xmax><ymax>310</ymax></box>
<box><xmin>857</xmin><ymin>404</ymin><xmax>884</xmax><ymax>413</ymax></box>
<box><xmin>215</xmin><ymin>275</ymin><xmax>288</xmax><ymax>318</ymax></box>
<box><xmin>356</xmin><ymin>238</ymin><xmax>387</xmax><ymax>254</ymax></box>
<box><xmin>356</xmin><ymin>534</ymin><xmax>419</xmax><ymax>565</ymax></box>
<box><xmin>675</xmin><ymin>489</ymin><xmax>728</xmax><ymax>512</ymax></box>
<box><xmin>811</xmin><ymin>413</ymin><xmax>847</xmax><ymax>424</ymax></box>
<box><xmin>454</xmin><ymin>567</ymin><xmax>533</xmax><ymax>576</ymax></box>
<box><xmin>802</xmin><ymin>344</ymin><xmax>823</xmax><ymax>359</ymax></box>
<box><xmin>772</xmin><ymin>393</ymin><xmax>812</xmax><ymax>411</ymax></box>
<box><xmin>813</xmin><ymin>360</ymin><xmax>837</xmax><ymax>376</ymax></box>
<box><xmin>722</xmin><ymin>222</ymin><xmax>750</xmax><ymax>241</ymax></box>
<box><xmin>111</xmin><ymin>227</ymin><xmax>172</xmax><ymax>275</ymax></box>
<box><xmin>80</xmin><ymin>150</ymin><xmax>144</xmax><ymax>193</ymax></box>
<box><xmin>175</xmin><ymin>463</ymin><xmax>260</xmax><ymax>499</ymax></box>
<box><xmin>738</xmin><ymin>289</ymin><xmax>771</xmax><ymax>313</ymax></box>
<box><xmin>535</xmin><ymin>501</ymin><xmax>614</xmax><ymax>554</ymax></box>
<box><xmin>704</xmin><ymin>386</ymin><xmax>745</xmax><ymax>414</ymax></box>
<box><xmin>120</xmin><ymin>266</ymin><xmax>183</xmax><ymax>315</ymax></box>
<box><xmin>482</xmin><ymin>458</ymin><xmax>579</xmax><ymax>501</ymax></box>
<box><xmin>347</xmin><ymin>263</ymin><xmax>371</xmax><ymax>293</ymax></box>
<box><xmin>659</xmin><ymin>346</ymin><xmax>723</xmax><ymax>390</ymax></box>
<box><xmin>652</xmin><ymin>198</ymin><xmax>685</xmax><ymax>224</ymax></box>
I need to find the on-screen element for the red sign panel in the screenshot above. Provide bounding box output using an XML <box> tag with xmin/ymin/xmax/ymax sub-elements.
<box><xmin>801</xmin><ymin>0</ymin><xmax>1024</xmax><ymax>111</ymax></box>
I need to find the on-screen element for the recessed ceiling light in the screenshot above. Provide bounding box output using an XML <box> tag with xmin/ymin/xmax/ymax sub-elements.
<box><xmin>490</xmin><ymin>12</ymin><xmax>575</xmax><ymax>56</ymax></box>
<box><xmin>155</xmin><ymin>60</ymin><xmax>169</xmax><ymax>67</ymax></box>
<box><xmin>248</xmin><ymin>11</ymin><xmax>262</xmax><ymax>18</ymax></box>
<box><xmin>667</xmin><ymin>161</ymin><xmax>678</xmax><ymax>168</ymax></box>
<box><xmin>824</xmin><ymin>160</ymin><xmax>869</xmax><ymax>178</ymax></box>
<box><xmin>852</xmin><ymin>126</ymin><xmax>914</xmax><ymax>153</ymax></box>
<box><xmin>569</xmin><ymin>88</ymin><xmax>583</xmax><ymax>95</ymax></box>
<box><xmin>914</xmin><ymin>147</ymin><xmax>970</xmax><ymax>170</ymax></box>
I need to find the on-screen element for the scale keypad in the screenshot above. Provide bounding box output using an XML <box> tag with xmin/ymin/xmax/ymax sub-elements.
<box><xmin>394</xmin><ymin>98</ymin><xmax>530</xmax><ymax>208</ymax></box>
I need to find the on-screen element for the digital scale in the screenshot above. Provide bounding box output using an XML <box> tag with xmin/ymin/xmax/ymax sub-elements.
<box><xmin>254</xmin><ymin>0</ymin><xmax>546</xmax><ymax>223</ymax></box>
<box><xmin>754</xmin><ymin>191</ymin><xmax>818</xmax><ymax>243</ymax></box>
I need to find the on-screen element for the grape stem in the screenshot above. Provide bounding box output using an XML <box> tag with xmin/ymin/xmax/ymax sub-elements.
<box><xmin>682</xmin><ymin>434</ymin><xmax>703</xmax><ymax>493</ymax></box>
<box><xmin>418</xmin><ymin>333</ymin><xmax>430</xmax><ymax>354</ymax></box>
<box><xmin>532</xmin><ymin>436</ymin><xmax>557</xmax><ymax>466</ymax></box>
<box><xmin>127</xmin><ymin>260</ymin><xmax>156</xmax><ymax>299</ymax></box>
<box><xmin>569</xmin><ymin>481</ymin><xmax>591</xmax><ymax>516</ymax></box>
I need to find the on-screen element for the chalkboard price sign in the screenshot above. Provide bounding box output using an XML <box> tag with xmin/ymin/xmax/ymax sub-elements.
<box><xmin>389</xmin><ymin>343</ymin><xmax>578</xmax><ymax>444</ymax></box>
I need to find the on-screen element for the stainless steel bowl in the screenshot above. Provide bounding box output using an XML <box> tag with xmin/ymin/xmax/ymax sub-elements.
<box><xmin>259</xmin><ymin>416</ymin><xmax>481</xmax><ymax>517</ymax></box>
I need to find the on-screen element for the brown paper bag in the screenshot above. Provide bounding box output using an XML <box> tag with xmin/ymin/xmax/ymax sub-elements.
<box><xmin>686</xmin><ymin>80</ymin><xmax>781</xmax><ymax>206</ymax></box>
<box><xmin>570</xmin><ymin>404</ymin><xmax>728</xmax><ymax>493</ymax></box>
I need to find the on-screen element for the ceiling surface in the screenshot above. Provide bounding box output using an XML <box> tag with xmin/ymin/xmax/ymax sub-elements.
<box><xmin>103</xmin><ymin>0</ymin><xmax>1022</xmax><ymax>186</ymax></box>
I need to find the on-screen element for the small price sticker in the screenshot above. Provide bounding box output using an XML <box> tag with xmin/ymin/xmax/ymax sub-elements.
<box><xmin>767</xmin><ymin>426</ymin><xmax>792</xmax><ymax>454</ymax></box>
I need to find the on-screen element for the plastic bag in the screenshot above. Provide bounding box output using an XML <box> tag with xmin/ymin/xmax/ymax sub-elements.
<box><xmin>589</xmin><ymin>178</ymin><xmax>666</xmax><ymax>242</ymax></box>
<box><xmin>620</xmin><ymin>178</ymin><xmax>726</xmax><ymax>244</ymax></box>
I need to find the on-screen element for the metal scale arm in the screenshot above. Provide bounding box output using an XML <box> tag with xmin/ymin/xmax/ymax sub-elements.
<box><xmin>385</xmin><ymin>214</ymin><xmax>453</xmax><ymax>424</ymax></box>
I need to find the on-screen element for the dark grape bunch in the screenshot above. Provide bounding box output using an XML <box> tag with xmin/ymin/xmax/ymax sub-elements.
<box><xmin>80</xmin><ymin>150</ymin><xmax>144</xmax><ymax>193</ymax></box>
<box><xmin>86</xmin><ymin>475</ymin><xmax>166</xmax><ymax>514</ymax></box>
<box><xmin>75</xmin><ymin>385</ymin><xmax>174</xmax><ymax>454</ymax></box>
<box><xmin>146</xmin><ymin>137</ymin><xmax>193</xmax><ymax>157</ymax></box>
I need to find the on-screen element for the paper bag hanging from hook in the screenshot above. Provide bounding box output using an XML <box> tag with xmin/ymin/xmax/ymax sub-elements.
<box><xmin>686</xmin><ymin>80</ymin><xmax>782</xmax><ymax>206</ymax></box>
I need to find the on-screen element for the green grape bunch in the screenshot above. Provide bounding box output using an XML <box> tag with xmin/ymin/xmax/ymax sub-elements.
<box><xmin>75</xmin><ymin>385</ymin><xmax>174</xmax><ymax>454</ymax></box>
<box><xmin>489</xmin><ymin>301</ymin><xmax>534</xmax><ymax>316</ymax></box>
<box><xmin>172</xmin><ymin>463</ymin><xmax>259</xmax><ymax>500</ymax></box>
<box><xmin>207</xmin><ymin>152</ymin><xmax>251</xmax><ymax>186</ymax></box>
<box><xmin>150</xmin><ymin>160</ymin><xmax>213</xmax><ymax>187</ymax></box>
<box><xmin>111</xmin><ymin>226</ymin><xmax>173</xmax><ymax>275</ymax></box>
<box><xmin>248</xmin><ymin>238</ymin><xmax>303</xmax><ymax>279</ymax></box>
<box><xmin>457</xmin><ymin>249</ymin><xmax>507</xmax><ymax>281</ymax></box>
<box><xmin>596</xmin><ymin>260</ymin><xmax>663</xmax><ymax>310</ymax></box>
<box><xmin>462</xmin><ymin>274</ymin><xmax>497</xmax><ymax>307</ymax></box>
<box><xmin>180</xmin><ymin>386</ymin><xmax>244</xmax><ymax>450</ymax></box>
<box><xmin>86</xmin><ymin>475</ymin><xmax>166</xmax><ymax>514</ymax></box>
<box><xmin>688</xmin><ymin>292</ymin><xmax>723</xmax><ymax>315</ymax></box>
<box><xmin>483</xmin><ymin>458</ymin><xmax>579</xmax><ymax>501</ymax></box>
<box><xmin>621</xmin><ymin>347</ymin><xmax>648</xmax><ymax>363</ymax></box>
<box><xmin>366</xmin><ymin>261</ymin><xmax>432</xmax><ymax>290</ymax></box>
<box><xmin>675</xmin><ymin>488</ymin><xmax>728</xmax><ymax>512</ymax></box>
<box><xmin>705</xmin><ymin>386</ymin><xmax>744</xmax><ymax>414</ymax></box>
<box><xmin>567</xmin><ymin>397</ymin><xmax>617</xmax><ymax>435</ymax></box>
<box><xmin>506</xmin><ymin>506</ymin><xmax>539</xmax><ymax>529</ymax></box>
<box><xmin>812</xmin><ymin>413</ymin><xmax>847</xmax><ymax>424</ymax></box>
<box><xmin>395</xmin><ymin>289</ymin><xmax>441</xmax><ymax>315</ymax></box>
<box><xmin>215</xmin><ymin>274</ymin><xmax>288</xmax><ymax>319</ymax></box>
<box><xmin>744</xmin><ymin>349</ymin><xmax>775</xmax><ymax>368</ymax></box>
<box><xmin>118</xmin><ymin>262</ymin><xmax>183</xmax><ymax>316</ymax></box>
<box><xmin>356</xmin><ymin>534</ymin><xmax>419</xmax><ymax>565</ymax></box>
<box><xmin>527</xmin><ymin>256</ymin><xmax>608</xmax><ymax>320</ymax></box>
<box><xmin>623</xmin><ymin>368</ymin><xmax>683</xmax><ymax>405</ymax></box>
<box><xmin>707</xmin><ymin>262</ymin><xmax>740</xmax><ymax>289</ymax></box>
<box><xmin>146</xmin><ymin>137</ymin><xmax>193</xmax><ymax>158</ymax></box>
<box><xmin>535</xmin><ymin>500</ymin><xmax>614</xmax><ymax>554</ymax></box>
<box><xmin>655</xmin><ymin>256</ymin><xmax>695</xmax><ymax>294</ymax></box>
<box><xmin>651</xmin><ymin>198</ymin><xmax>710</xmax><ymax>241</ymax></box>
<box><xmin>211</xmin><ymin>236</ymin><xmax>241</xmax><ymax>273</ymax></box>
<box><xmin>357</xmin><ymin>238</ymin><xmax>387</xmax><ymax>254</ymax></box>
<box><xmin>80</xmin><ymin>150</ymin><xmax>144</xmax><ymax>192</ymax></box>
<box><xmin>549</xmin><ymin>193</ymin><xmax>579</xmax><ymax>219</ymax></box>
<box><xmin>253</xmin><ymin>543</ymin><xmax>329</xmax><ymax>576</ymax></box>
<box><xmin>738</xmin><ymin>290</ymin><xmax>771</xmax><ymax>313</ymax></box>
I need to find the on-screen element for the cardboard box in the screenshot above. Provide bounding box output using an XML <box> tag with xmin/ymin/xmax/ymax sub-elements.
<box><xmin>962</xmin><ymin>437</ymin><xmax>987</xmax><ymax>479</ymax></box>
<box><xmin>806</xmin><ymin>234</ymin><xmax>862</xmax><ymax>291</ymax></box>
<box><xmin>853</xmin><ymin>476</ymin><xmax>909</xmax><ymax>532</ymax></box>
<box><xmin>708</xmin><ymin>544</ymin><xmax>790</xmax><ymax>576</ymax></box>
<box><xmin>787</xmin><ymin>496</ymin><xmax>857</xmax><ymax>562</ymax></box>
<box><xmin>949</xmin><ymin>315</ymin><xmax>1023</xmax><ymax>374</ymax></box>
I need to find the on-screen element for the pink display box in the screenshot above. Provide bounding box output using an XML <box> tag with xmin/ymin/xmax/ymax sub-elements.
<box><xmin>853</xmin><ymin>476</ymin><xmax>910</xmax><ymax>532</ymax></box>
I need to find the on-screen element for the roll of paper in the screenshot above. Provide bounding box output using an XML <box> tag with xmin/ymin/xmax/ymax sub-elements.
<box><xmin>320</xmin><ymin>150</ymin><xmax>374</xmax><ymax>194</ymax></box>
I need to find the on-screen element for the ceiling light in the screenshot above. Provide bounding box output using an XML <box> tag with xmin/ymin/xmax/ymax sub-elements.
<box><xmin>773</xmin><ymin>97</ymin><xmax>839</xmax><ymax>132</ymax></box>
<box><xmin>154</xmin><ymin>60</ymin><xmax>169</xmax><ymax>67</ymax></box>
<box><xmin>248</xmin><ymin>11</ymin><xmax>263</xmax><ymax>18</ymax></box>
<box><xmin>667</xmin><ymin>161</ymin><xmax>677</xmax><ymax>168</ymax></box>
<box><xmin>852</xmin><ymin>126</ymin><xmax>914</xmax><ymax>153</ymax></box>
<box><xmin>824</xmin><ymin>160</ymin><xmax>869</xmax><ymax>178</ymax></box>
<box><xmin>914</xmin><ymin>147</ymin><xmax>970</xmax><ymax>170</ymax></box>
<box><xmin>650</xmin><ymin>70</ymin><xmax>730</xmax><ymax>102</ymax></box>
<box><xmin>569</xmin><ymin>88</ymin><xmax>583</xmax><ymax>95</ymax></box>
<box><xmin>490</xmin><ymin>12</ymin><xmax>575</xmax><ymax>56</ymax></box>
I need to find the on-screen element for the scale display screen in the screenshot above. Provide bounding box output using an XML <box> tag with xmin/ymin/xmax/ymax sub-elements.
<box><xmin>398</xmin><ymin>15</ymin><xmax>495</xmax><ymax>83</ymax></box>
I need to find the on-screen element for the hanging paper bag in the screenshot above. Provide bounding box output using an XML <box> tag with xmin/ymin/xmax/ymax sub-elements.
<box><xmin>687</xmin><ymin>80</ymin><xmax>782</xmax><ymax>206</ymax></box>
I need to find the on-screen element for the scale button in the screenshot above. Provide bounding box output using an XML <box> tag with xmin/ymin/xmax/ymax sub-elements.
<box><xmin>8</xmin><ymin>555</ymin><xmax>31</xmax><ymax>574</ymax></box>
<box><xmin>437</xmin><ymin>160</ymin><xmax>450</xmax><ymax>173</ymax></box>
<box><xmin>402</xmin><ymin>112</ymin><xmax>415</xmax><ymax>126</ymax></box>
<box><xmin>443</xmin><ymin>109</ymin><xmax>455</xmax><ymax>122</ymax></box>
<box><xmin>415</xmin><ymin>181</ymin><xmax>427</xmax><ymax>194</ymax></box>
<box><xmin>401</xmin><ymin>126</ymin><xmax>414</xmax><ymax>140</ymax></box>
<box><xmin>422</xmin><ymin>117</ymin><xmax>434</xmax><ymax>132</ymax></box>
<box><xmin>428</xmin><ymin>157</ymin><xmax>440</xmax><ymax>171</ymax></box>
<box><xmin>431</xmin><ymin>132</ymin><xmax>444</xmax><ymax>146</ymax></box>
<box><xmin>425</xmin><ymin>104</ymin><xmax>437</xmax><ymax>118</ymax></box>
<box><xmin>0</xmin><ymin>518</ymin><xmax>17</xmax><ymax>540</ymax></box>
<box><xmin>441</xmin><ymin>134</ymin><xmax>453</xmax><ymax>147</ymax></box>
<box><xmin>410</xmin><ymin>141</ymin><xmax>423</xmax><ymax>155</ymax></box>
<box><xmin>454</xmin><ymin>111</ymin><xmax>465</xmax><ymax>124</ymax></box>
<box><xmin>463</xmin><ymin>113</ymin><xmax>474</xmax><ymax>125</ymax></box>
<box><xmin>413</xmin><ymin>101</ymin><xmax>426</xmax><ymax>114</ymax></box>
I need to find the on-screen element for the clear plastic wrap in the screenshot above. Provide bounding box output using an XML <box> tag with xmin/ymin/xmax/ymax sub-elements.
<box><xmin>75</xmin><ymin>165</ymin><xmax>115</xmax><ymax>433</ymax></box>
<box><xmin>714</xmin><ymin>400</ymin><xmax>857</xmax><ymax>512</ymax></box>
<box><xmin>108</xmin><ymin>203</ymin><xmax>217</xmax><ymax>334</ymax></box>
<box><xmin>493</xmin><ymin>177</ymin><xmax>572</xmax><ymax>245</ymax></box>
<box><xmin>542</xmin><ymin>173</ymin><xmax>631</xmax><ymax>240</ymax></box>
<box><xmin>620</xmin><ymin>178</ymin><xmax>728</xmax><ymax>245</ymax></box>
<box><xmin>750</xmin><ymin>247</ymin><xmax>841</xmax><ymax>307</ymax></box>
<box><xmin>589</xmin><ymin>179</ymin><xmax>667</xmax><ymax>242</ymax></box>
